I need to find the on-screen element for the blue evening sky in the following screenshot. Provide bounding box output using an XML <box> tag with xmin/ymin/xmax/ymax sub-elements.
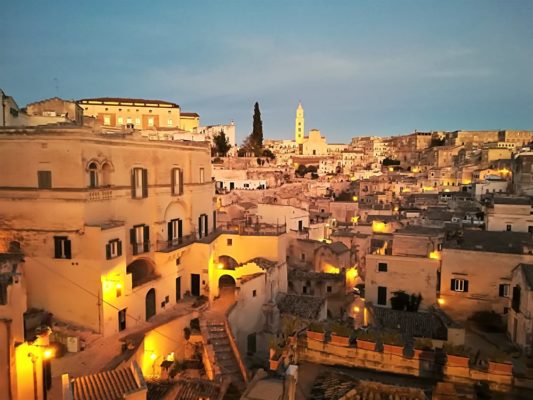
<box><xmin>1</xmin><ymin>0</ymin><xmax>532</xmax><ymax>143</ymax></box>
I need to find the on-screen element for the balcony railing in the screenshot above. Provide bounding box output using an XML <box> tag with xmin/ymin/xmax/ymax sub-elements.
<box><xmin>87</xmin><ymin>188</ymin><xmax>112</xmax><ymax>201</ymax></box>
<box><xmin>132</xmin><ymin>242</ymin><xmax>150</xmax><ymax>255</ymax></box>
<box><xmin>156</xmin><ymin>234</ymin><xmax>196</xmax><ymax>252</ymax></box>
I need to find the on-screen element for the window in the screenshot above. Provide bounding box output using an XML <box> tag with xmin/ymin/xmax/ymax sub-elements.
<box><xmin>117</xmin><ymin>116</ymin><xmax>123</xmax><ymax>125</ymax></box>
<box><xmin>148</xmin><ymin>117</ymin><xmax>154</xmax><ymax>127</ymax></box>
<box><xmin>227</xmin><ymin>238</ymin><xmax>233</xmax><ymax>246</ymax></box>
<box><xmin>499</xmin><ymin>283</ymin><xmax>510</xmax><ymax>298</ymax></box>
<box><xmin>118</xmin><ymin>309</ymin><xmax>127</xmax><ymax>331</ymax></box>
<box><xmin>168</xmin><ymin>218</ymin><xmax>182</xmax><ymax>242</ymax></box>
<box><xmin>88</xmin><ymin>162</ymin><xmax>98</xmax><ymax>188</ymax></box>
<box><xmin>529</xmin><ymin>226</ymin><xmax>533</xmax><ymax>234</ymax></box>
<box><xmin>54</xmin><ymin>236</ymin><xmax>72</xmax><ymax>259</ymax></box>
<box><xmin>303</xmin><ymin>286</ymin><xmax>307</xmax><ymax>294</ymax></box>
<box><xmin>171</xmin><ymin>168</ymin><xmax>183</xmax><ymax>196</ymax></box>
<box><xmin>301</xmin><ymin>253</ymin><xmax>306</xmax><ymax>261</ymax></box>
<box><xmin>506</xmin><ymin>224</ymin><xmax>512</xmax><ymax>232</ymax></box>
<box><xmin>377</xmin><ymin>286</ymin><xmax>387</xmax><ymax>305</ymax></box>
<box><xmin>167</xmin><ymin>119</ymin><xmax>173</xmax><ymax>127</ymax></box>
<box><xmin>130</xmin><ymin>224</ymin><xmax>150</xmax><ymax>255</ymax></box>
<box><xmin>131</xmin><ymin>168</ymin><xmax>148</xmax><ymax>199</ymax></box>
<box><xmin>199</xmin><ymin>168</ymin><xmax>205</xmax><ymax>183</ymax></box>
<box><xmin>106</xmin><ymin>239</ymin><xmax>122</xmax><ymax>260</ymax></box>
<box><xmin>252</xmin><ymin>290</ymin><xmax>257</xmax><ymax>297</ymax></box>
<box><xmin>378</xmin><ymin>262</ymin><xmax>388</xmax><ymax>272</ymax></box>
<box><xmin>165</xmin><ymin>295</ymin><xmax>170</xmax><ymax>304</ymax></box>
<box><xmin>176</xmin><ymin>257</ymin><xmax>181</xmax><ymax>266</ymax></box>
<box><xmin>451</xmin><ymin>278</ymin><xmax>469</xmax><ymax>292</ymax></box>
<box><xmin>198</xmin><ymin>214</ymin><xmax>208</xmax><ymax>239</ymax></box>
<box><xmin>38</xmin><ymin>170</ymin><xmax>52</xmax><ymax>189</ymax></box>
<box><xmin>103</xmin><ymin>116</ymin><xmax>111</xmax><ymax>126</ymax></box>
<box><xmin>327</xmin><ymin>286</ymin><xmax>332</xmax><ymax>293</ymax></box>
<box><xmin>135</xmin><ymin>118</ymin><xmax>141</xmax><ymax>126</ymax></box>
<box><xmin>126</xmin><ymin>117</ymin><xmax>132</xmax><ymax>124</ymax></box>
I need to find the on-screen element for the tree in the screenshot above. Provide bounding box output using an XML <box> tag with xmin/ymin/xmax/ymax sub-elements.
<box><xmin>212</xmin><ymin>130</ymin><xmax>231</xmax><ymax>157</ymax></box>
<box><xmin>243</xmin><ymin>102</ymin><xmax>264</xmax><ymax>156</ymax></box>
<box><xmin>262</xmin><ymin>148</ymin><xmax>275</xmax><ymax>160</ymax></box>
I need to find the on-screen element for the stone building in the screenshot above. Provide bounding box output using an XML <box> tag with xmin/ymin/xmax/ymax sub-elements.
<box><xmin>508</xmin><ymin>264</ymin><xmax>533</xmax><ymax>355</ymax></box>
<box><xmin>26</xmin><ymin>97</ymin><xmax>83</xmax><ymax>125</ymax></box>
<box><xmin>78</xmin><ymin>97</ymin><xmax>199</xmax><ymax>132</ymax></box>
<box><xmin>485</xmin><ymin>196</ymin><xmax>533</xmax><ymax>232</ymax></box>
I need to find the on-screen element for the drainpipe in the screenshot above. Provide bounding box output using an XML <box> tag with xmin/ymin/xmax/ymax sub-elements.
<box><xmin>1</xmin><ymin>318</ymin><xmax>13</xmax><ymax>400</ymax></box>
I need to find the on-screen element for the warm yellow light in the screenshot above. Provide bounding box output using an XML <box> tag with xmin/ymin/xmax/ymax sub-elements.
<box><xmin>350</xmin><ymin>176</ymin><xmax>357</xmax><ymax>181</ymax></box>
<box><xmin>353</xmin><ymin>306</ymin><xmax>360</xmax><ymax>313</ymax></box>
<box><xmin>150</xmin><ymin>353</ymin><xmax>157</xmax><ymax>361</ymax></box>
<box><xmin>346</xmin><ymin>267</ymin><xmax>358</xmax><ymax>280</ymax></box>
<box><xmin>116</xmin><ymin>282</ymin><xmax>122</xmax><ymax>289</ymax></box>
<box><xmin>43</xmin><ymin>349</ymin><xmax>54</xmax><ymax>360</ymax></box>
<box><xmin>351</xmin><ymin>216</ymin><xmax>359</xmax><ymax>224</ymax></box>
<box><xmin>324</xmin><ymin>264</ymin><xmax>340</xmax><ymax>274</ymax></box>
<box><xmin>462</xmin><ymin>180</ymin><xmax>471</xmax><ymax>185</ymax></box>
<box><xmin>423</xmin><ymin>186</ymin><xmax>435</xmax><ymax>192</ymax></box>
<box><xmin>438</xmin><ymin>298</ymin><xmax>445</xmax><ymax>305</ymax></box>
<box><xmin>393</xmin><ymin>206</ymin><xmax>399</xmax><ymax>212</ymax></box>
<box><xmin>217</xmin><ymin>263</ymin><xmax>224</xmax><ymax>270</ymax></box>
<box><xmin>372</xmin><ymin>221</ymin><xmax>386</xmax><ymax>233</ymax></box>
<box><xmin>352</xmin><ymin>196</ymin><xmax>358</xmax><ymax>202</ymax></box>
<box><xmin>388</xmin><ymin>167</ymin><xmax>394</xmax><ymax>172</ymax></box>
<box><xmin>402</xmin><ymin>188</ymin><xmax>410</xmax><ymax>193</ymax></box>
<box><xmin>429</xmin><ymin>251</ymin><xmax>441</xmax><ymax>260</ymax></box>
<box><xmin>444</xmin><ymin>189</ymin><xmax>450</xmax><ymax>192</ymax></box>
<box><xmin>412</xmin><ymin>167</ymin><xmax>419</xmax><ymax>173</ymax></box>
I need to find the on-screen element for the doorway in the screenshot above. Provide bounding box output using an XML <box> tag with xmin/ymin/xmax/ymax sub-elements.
<box><xmin>118</xmin><ymin>308</ymin><xmax>127</xmax><ymax>331</ymax></box>
<box><xmin>145</xmin><ymin>288</ymin><xmax>156</xmax><ymax>320</ymax></box>
<box><xmin>176</xmin><ymin>277</ymin><xmax>181</xmax><ymax>302</ymax></box>
<box><xmin>191</xmin><ymin>274</ymin><xmax>200</xmax><ymax>296</ymax></box>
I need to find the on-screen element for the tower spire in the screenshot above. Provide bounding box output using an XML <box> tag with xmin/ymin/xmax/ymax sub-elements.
<box><xmin>295</xmin><ymin>101</ymin><xmax>304</xmax><ymax>144</ymax></box>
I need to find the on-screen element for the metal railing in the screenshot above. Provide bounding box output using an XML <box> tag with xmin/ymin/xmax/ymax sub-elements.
<box><xmin>156</xmin><ymin>234</ymin><xmax>196</xmax><ymax>252</ymax></box>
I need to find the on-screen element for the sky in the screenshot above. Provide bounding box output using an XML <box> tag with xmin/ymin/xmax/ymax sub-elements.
<box><xmin>1</xmin><ymin>0</ymin><xmax>532</xmax><ymax>143</ymax></box>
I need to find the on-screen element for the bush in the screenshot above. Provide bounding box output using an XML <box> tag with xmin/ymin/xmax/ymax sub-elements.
<box><xmin>381</xmin><ymin>331</ymin><xmax>403</xmax><ymax>346</ymax></box>
<box><xmin>414</xmin><ymin>338</ymin><xmax>433</xmax><ymax>350</ymax></box>
<box><xmin>444</xmin><ymin>343</ymin><xmax>471</xmax><ymax>357</ymax></box>
<box><xmin>330</xmin><ymin>322</ymin><xmax>352</xmax><ymax>337</ymax></box>
<box><xmin>356</xmin><ymin>329</ymin><xmax>379</xmax><ymax>342</ymax></box>
<box><xmin>308</xmin><ymin>322</ymin><xmax>324</xmax><ymax>333</ymax></box>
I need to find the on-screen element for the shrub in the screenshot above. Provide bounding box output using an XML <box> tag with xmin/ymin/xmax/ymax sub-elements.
<box><xmin>330</xmin><ymin>322</ymin><xmax>352</xmax><ymax>337</ymax></box>
<box><xmin>356</xmin><ymin>329</ymin><xmax>379</xmax><ymax>342</ymax></box>
<box><xmin>308</xmin><ymin>322</ymin><xmax>324</xmax><ymax>333</ymax></box>
<box><xmin>414</xmin><ymin>338</ymin><xmax>434</xmax><ymax>350</ymax></box>
<box><xmin>469</xmin><ymin>311</ymin><xmax>506</xmax><ymax>333</ymax></box>
<box><xmin>382</xmin><ymin>331</ymin><xmax>403</xmax><ymax>346</ymax></box>
<box><xmin>444</xmin><ymin>343</ymin><xmax>471</xmax><ymax>357</ymax></box>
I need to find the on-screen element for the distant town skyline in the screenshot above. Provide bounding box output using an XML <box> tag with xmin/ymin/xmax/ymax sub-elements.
<box><xmin>1</xmin><ymin>0</ymin><xmax>532</xmax><ymax>143</ymax></box>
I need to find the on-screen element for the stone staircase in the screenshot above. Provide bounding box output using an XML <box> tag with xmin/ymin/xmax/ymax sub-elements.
<box><xmin>203</xmin><ymin>319</ymin><xmax>246</xmax><ymax>393</ymax></box>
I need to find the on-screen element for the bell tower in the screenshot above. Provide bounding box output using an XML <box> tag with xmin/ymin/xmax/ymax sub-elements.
<box><xmin>295</xmin><ymin>101</ymin><xmax>304</xmax><ymax>144</ymax></box>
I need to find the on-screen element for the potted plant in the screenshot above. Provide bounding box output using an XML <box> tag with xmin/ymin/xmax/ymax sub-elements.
<box><xmin>306</xmin><ymin>322</ymin><xmax>325</xmax><ymax>342</ymax></box>
<box><xmin>487</xmin><ymin>351</ymin><xmax>513</xmax><ymax>375</ymax></box>
<box><xmin>268</xmin><ymin>337</ymin><xmax>284</xmax><ymax>371</ymax></box>
<box><xmin>382</xmin><ymin>331</ymin><xmax>404</xmax><ymax>356</ymax></box>
<box><xmin>413</xmin><ymin>338</ymin><xmax>434</xmax><ymax>360</ymax></box>
<box><xmin>444</xmin><ymin>344</ymin><xmax>471</xmax><ymax>368</ymax></box>
<box><xmin>356</xmin><ymin>329</ymin><xmax>378</xmax><ymax>351</ymax></box>
<box><xmin>330</xmin><ymin>323</ymin><xmax>352</xmax><ymax>347</ymax></box>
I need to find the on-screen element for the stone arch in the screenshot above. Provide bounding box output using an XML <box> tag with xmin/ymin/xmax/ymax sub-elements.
<box><xmin>127</xmin><ymin>258</ymin><xmax>157</xmax><ymax>288</ymax></box>
<box><xmin>145</xmin><ymin>288</ymin><xmax>156</xmax><ymax>320</ymax></box>
<box><xmin>87</xmin><ymin>161</ymin><xmax>99</xmax><ymax>188</ymax></box>
<box><xmin>101</xmin><ymin>161</ymin><xmax>114</xmax><ymax>186</ymax></box>
<box><xmin>218</xmin><ymin>255</ymin><xmax>238</xmax><ymax>270</ymax></box>
<box><xmin>218</xmin><ymin>274</ymin><xmax>236</xmax><ymax>288</ymax></box>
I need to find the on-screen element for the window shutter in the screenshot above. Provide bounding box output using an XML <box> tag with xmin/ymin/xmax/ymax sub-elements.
<box><xmin>143</xmin><ymin>225</ymin><xmax>150</xmax><ymax>252</ymax></box>
<box><xmin>499</xmin><ymin>284</ymin><xmax>504</xmax><ymax>297</ymax></box>
<box><xmin>171</xmin><ymin>169</ymin><xmax>176</xmax><ymax>195</ymax></box>
<box><xmin>130</xmin><ymin>228</ymin><xmax>136</xmax><ymax>244</ymax></box>
<box><xmin>106</xmin><ymin>243</ymin><xmax>111</xmax><ymax>260</ymax></box>
<box><xmin>168</xmin><ymin>221</ymin><xmax>173</xmax><ymax>242</ymax></box>
<box><xmin>450</xmin><ymin>279</ymin><xmax>456</xmax><ymax>291</ymax></box>
<box><xmin>463</xmin><ymin>280</ymin><xmax>469</xmax><ymax>292</ymax></box>
<box><xmin>64</xmin><ymin>240</ymin><xmax>72</xmax><ymax>259</ymax></box>
<box><xmin>131</xmin><ymin>169</ymin><xmax>136</xmax><ymax>198</ymax></box>
<box><xmin>142</xmin><ymin>169</ymin><xmax>148</xmax><ymax>198</ymax></box>
<box><xmin>117</xmin><ymin>240</ymin><xmax>122</xmax><ymax>257</ymax></box>
<box><xmin>179</xmin><ymin>170</ymin><xmax>184</xmax><ymax>195</ymax></box>
<box><xmin>205</xmin><ymin>215</ymin><xmax>209</xmax><ymax>236</ymax></box>
<box><xmin>198</xmin><ymin>216</ymin><xmax>202</xmax><ymax>238</ymax></box>
<box><xmin>178</xmin><ymin>219</ymin><xmax>183</xmax><ymax>238</ymax></box>
<box><xmin>213</xmin><ymin>210</ymin><xmax>217</xmax><ymax>231</ymax></box>
<box><xmin>54</xmin><ymin>237</ymin><xmax>61</xmax><ymax>258</ymax></box>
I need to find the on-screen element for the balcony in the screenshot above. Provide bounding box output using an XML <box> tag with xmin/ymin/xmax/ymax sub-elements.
<box><xmin>132</xmin><ymin>242</ymin><xmax>150</xmax><ymax>255</ymax></box>
<box><xmin>156</xmin><ymin>234</ymin><xmax>196</xmax><ymax>252</ymax></box>
<box><xmin>87</xmin><ymin>188</ymin><xmax>112</xmax><ymax>201</ymax></box>
<box><xmin>218</xmin><ymin>222</ymin><xmax>286</xmax><ymax>236</ymax></box>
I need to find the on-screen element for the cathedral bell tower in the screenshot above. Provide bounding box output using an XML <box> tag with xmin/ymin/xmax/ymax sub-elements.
<box><xmin>295</xmin><ymin>101</ymin><xmax>304</xmax><ymax>145</ymax></box>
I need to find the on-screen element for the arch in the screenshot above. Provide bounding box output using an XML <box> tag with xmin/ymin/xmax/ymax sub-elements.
<box><xmin>127</xmin><ymin>258</ymin><xmax>157</xmax><ymax>288</ymax></box>
<box><xmin>145</xmin><ymin>288</ymin><xmax>156</xmax><ymax>320</ymax></box>
<box><xmin>101</xmin><ymin>161</ymin><xmax>114</xmax><ymax>186</ymax></box>
<box><xmin>218</xmin><ymin>255</ymin><xmax>238</xmax><ymax>270</ymax></box>
<box><xmin>88</xmin><ymin>162</ymin><xmax>99</xmax><ymax>188</ymax></box>
<box><xmin>219</xmin><ymin>274</ymin><xmax>236</xmax><ymax>288</ymax></box>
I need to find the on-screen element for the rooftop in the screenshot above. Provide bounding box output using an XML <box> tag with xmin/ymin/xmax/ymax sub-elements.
<box><xmin>443</xmin><ymin>230</ymin><xmax>533</xmax><ymax>254</ymax></box>
<box><xmin>78</xmin><ymin>97</ymin><xmax>179</xmax><ymax>108</ymax></box>
<box><xmin>276</xmin><ymin>293</ymin><xmax>326</xmax><ymax>320</ymax></box>
<box><xmin>493</xmin><ymin>196</ymin><xmax>531</xmax><ymax>206</ymax></box>
<box><xmin>289</xmin><ymin>269</ymin><xmax>344</xmax><ymax>282</ymax></box>
<box><xmin>395</xmin><ymin>225</ymin><xmax>446</xmax><ymax>237</ymax></box>
<box><xmin>515</xmin><ymin>263</ymin><xmax>533</xmax><ymax>290</ymax></box>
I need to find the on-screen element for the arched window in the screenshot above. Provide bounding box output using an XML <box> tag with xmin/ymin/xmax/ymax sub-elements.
<box><xmin>102</xmin><ymin>162</ymin><xmax>112</xmax><ymax>186</ymax></box>
<box><xmin>88</xmin><ymin>162</ymin><xmax>99</xmax><ymax>188</ymax></box>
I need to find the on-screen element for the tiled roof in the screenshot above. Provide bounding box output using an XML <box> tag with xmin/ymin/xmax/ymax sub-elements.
<box><xmin>443</xmin><ymin>230</ymin><xmax>533</xmax><ymax>254</ymax></box>
<box><xmin>181</xmin><ymin>112</ymin><xmax>200</xmax><ymax>117</ymax></box>
<box><xmin>516</xmin><ymin>263</ymin><xmax>533</xmax><ymax>290</ymax></box>
<box><xmin>243</xmin><ymin>257</ymin><xmax>277</xmax><ymax>270</ymax></box>
<box><xmin>289</xmin><ymin>269</ymin><xmax>344</xmax><ymax>282</ymax></box>
<box><xmin>329</xmin><ymin>241</ymin><xmax>350</xmax><ymax>254</ymax></box>
<box><xmin>370</xmin><ymin>306</ymin><xmax>447</xmax><ymax>340</ymax></box>
<box><xmin>276</xmin><ymin>293</ymin><xmax>325</xmax><ymax>320</ymax></box>
<box><xmin>310</xmin><ymin>372</ymin><xmax>426</xmax><ymax>400</ymax></box>
<box><xmin>493</xmin><ymin>196</ymin><xmax>531</xmax><ymax>205</ymax></box>
<box><xmin>170</xmin><ymin>379</ymin><xmax>222</xmax><ymax>400</ymax></box>
<box><xmin>71</xmin><ymin>365</ymin><xmax>141</xmax><ymax>400</ymax></box>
